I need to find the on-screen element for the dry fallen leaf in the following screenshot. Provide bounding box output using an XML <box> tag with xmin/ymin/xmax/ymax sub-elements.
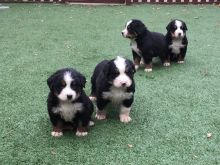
<box><xmin>207</xmin><ymin>133</ymin><xmax>212</xmax><ymax>138</ymax></box>
<box><xmin>128</xmin><ymin>144</ymin><xmax>133</xmax><ymax>148</ymax></box>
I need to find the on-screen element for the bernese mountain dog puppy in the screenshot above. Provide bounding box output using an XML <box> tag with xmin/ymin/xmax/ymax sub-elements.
<box><xmin>47</xmin><ymin>68</ymin><xmax>94</xmax><ymax>137</ymax></box>
<box><xmin>121</xmin><ymin>19</ymin><xmax>169</xmax><ymax>72</ymax></box>
<box><xmin>90</xmin><ymin>56</ymin><xmax>135</xmax><ymax>123</ymax></box>
<box><xmin>165</xmin><ymin>19</ymin><xmax>188</xmax><ymax>64</ymax></box>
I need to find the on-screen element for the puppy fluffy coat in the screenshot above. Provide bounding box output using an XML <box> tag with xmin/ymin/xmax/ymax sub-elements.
<box><xmin>47</xmin><ymin>68</ymin><xmax>94</xmax><ymax>137</ymax></box>
<box><xmin>90</xmin><ymin>56</ymin><xmax>135</xmax><ymax>123</ymax></box>
<box><xmin>122</xmin><ymin>19</ymin><xmax>169</xmax><ymax>72</ymax></box>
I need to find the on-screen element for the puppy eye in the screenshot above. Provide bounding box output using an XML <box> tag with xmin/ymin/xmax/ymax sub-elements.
<box><xmin>71</xmin><ymin>81</ymin><xmax>76</xmax><ymax>86</ymax></box>
<box><xmin>113</xmin><ymin>70</ymin><xmax>119</xmax><ymax>75</ymax></box>
<box><xmin>127</xmin><ymin>25</ymin><xmax>131</xmax><ymax>30</ymax></box>
<box><xmin>61</xmin><ymin>80</ymin><xmax>66</xmax><ymax>87</ymax></box>
<box><xmin>174</xmin><ymin>25</ymin><xmax>177</xmax><ymax>30</ymax></box>
<box><xmin>125</xmin><ymin>69</ymin><xmax>130</xmax><ymax>74</ymax></box>
<box><xmin>180</xmin><ymin>26</ymin><xmax>183</xmax><ymax>29</ymax></box>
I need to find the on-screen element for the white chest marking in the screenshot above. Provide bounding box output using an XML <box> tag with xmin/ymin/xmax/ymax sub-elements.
<box><xmin>52</xmin><ymin>102</ymin><xmax>83</xmax><ymax>122</ymax></box>
<box><xmin>131</xmin><ymin>40</ymin><xmax>142</xmax><ymax>56</ymax></box>
<box><xmin>102</xmin><ymin>87</ymin><xmax>133</xmax><ymax>104</ymax></box>
<box><xmin>169</xmin><ymin>40</ymin><xmax>185</xmax><ymax>54</ymax></box>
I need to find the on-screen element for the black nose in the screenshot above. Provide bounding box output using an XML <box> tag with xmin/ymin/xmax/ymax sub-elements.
<box><xmin>121</xmin><ymin>83</ymin><xmax>126</xmax><ymax>87</ymax></box>
<box><xmin>67</xmin><ymin>95</ymin><xmax>72</xmax><ymax>100</ymax></box>
<box><xmin>178</xmin><ymin>33</ymin><xmax>181</xmax><ymax>36</ymax></box>
<box><xmin>121</xmin><ymin>32</ymin><xmax>124</xmax><ymax>36</ymax></box>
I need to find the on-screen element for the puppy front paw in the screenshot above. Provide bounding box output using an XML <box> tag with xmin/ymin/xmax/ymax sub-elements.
<box><xmin>89</xmin><ymin>120</ymin><xmax>95</xmax><ymax>126</ymax></box>
<box><xmin>144</xmin><ymin>68</ymin><xmax>152</xmax><ymax>72</ymax></box>
<box><xmin>89</xmin><ymin>96</ymin><xmax>96</xmax><ymax>101</ymax></box>
<box><xmin>163</xmin><ymin>62</ymin><xmax>170</xmax><ymax>67</ymax></box>
<box><xmin>177</xmin><ymin>60</ymin><xmax>184</xmax><ymax>64</ymax></box>
<box><xmin>76</xmin><ymin>131</ymin><xmax>88</xmax><ymax>137</ymax></box>
<box><xmin>120</xmin><ymin>114</ymin><xmax>132</xmax><ymax>123</ymax></box>
<box><xmin>76</xmin><ymin>127</ymin><xmax>88</xmax><ymax>137</ymax></box>
<box><xmin>51</xmin><ymin>131</ymin><xmax>63</xmax><ymax>137</ymax></box>
<box><xmin>135</xmin><ymin>65</ymin><xmax>140</xmax><ymax>70</ymax></box>
<box><xmin>95</xmin><ymin>111</ymin><xmax>106</xmax><ymax>120</ymax></box>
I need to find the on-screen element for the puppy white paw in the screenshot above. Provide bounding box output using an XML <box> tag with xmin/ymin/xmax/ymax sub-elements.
<box><xmin>95</xmin><ymin>113</ymin><xmax>106</xmax><ymax>120</ymax></box>
<box><xmin>144</xmin><ymin>68</ymin><xmax>152</xmax><ymax>72</ymax></box>
<box><xmin>89</xmin><ymin>120</ymin><xmax>95</xmax><ymax>126</ymax></box>
<box><xmin>89</xmin><ymin>96</ymin><xmax>96</xmax><ymax>101</ymax></box>
<box><xmin>163</xmin><ymin>62</ymin><xmax>170</xmax><ymax>67</ymax></box>
<box><xmin>51</xmin><ymin>131</ymin><xmax>63</xmax><ymax>137</ymax></box>
<box><xmin>76</xmin><ymin>131</ymin><xmax>88</xmax><ymax>137</ymax></box>
<box><xmin>120</xmin><ymin>114</ymin><xmax>132</xmax><ymax>123</ymax></box>
<box><xmin>135</xmin><ymin>65</ymin><xmax>139</xmax><ymax>70</ymax></box>
<box><xmin>140</xmin><ymin>59</ymin><xmax>144</xmax><ymax>65</ymax></box>
<box><xmin>177</xmin><ymin>61</ymin><xmax>184</xmax><ymax>64</ymax></box>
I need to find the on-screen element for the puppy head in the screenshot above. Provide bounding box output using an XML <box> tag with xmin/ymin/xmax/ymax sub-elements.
<box><xmin>166</xmin><ymin>19</ymin><xmax>188</xmax><ymax>39</ymax></box>
<box><xmin>47</xmin><ymin>68</ymin><xmax>86</xmax><ymax>102</ymax></box>
<box><xmin>103</xmin><ymin>56</ymin><xmax>135</xmax><ymax>88</ymax></box>
<box><xmin>121</xmin><ymin>19</ymin><xmax>147</xmax><ymax>39</ymax></box>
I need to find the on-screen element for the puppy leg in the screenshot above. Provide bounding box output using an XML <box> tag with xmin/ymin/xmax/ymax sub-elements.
<box><xmin>51</xmin><ymin>127</ymin><xmax>63</xmax><ymax>137</ymax></box>
<box><xmin>49</xmin><ymin>114</ymin><xmax>64</xmax><ymax>137</ymax></box>
<box><xmin>177</xmin><ymin>54</ymin><xmax>186</xmax><ymax>64</ymax></box>
<box><xmin>177</xmin><ymin>48</ymin><xmax>187</xmax><ymax>64</ymax></box>
<box><xmin>162</xmin><ymin>55</ymin><xmax>171</xmax><ymax>67</ymax></box>
<box><xmin>51</xmin><ymin>122</ymin><xmax>63</xmax><ymax>137</ymax></box>
<box><xmin>132</xmin><ymin>51</ymin><xmax>141</xmax><ymax>70</ymax></box>
<box><xmin>143</xmin><ymin>57</ymin><xmax>153</xmax><ymax>72</ymax></box>
<box><xmin>95</xmin><ymin>98</ymin><xmax>109</xmax><ymax>120</ymax></box>
<box><xmin>120</xmin><ymin>106</ymin><xmax>132</xmax><ymax>123</ymax></box>
<box><xmin>120</xmin><ymin>98</ymin><xmax>133</xmax><ymax>123</ymax></box>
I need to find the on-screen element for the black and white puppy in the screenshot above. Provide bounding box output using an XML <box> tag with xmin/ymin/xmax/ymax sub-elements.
<box><xmin>165</xmin><ymin>19</ymin><xmax>188</xmax><ymax>64</ymax></box>
<box><xmin>90</xmin><ymin>56</ymin><xmax>135</xmax><ymax>123</ymax></box>
<box><xmin>122</xmin><ymin>19</ymin><xmax>169</xmax><ymax>72</ymax></box>
<box><xmin>47</xmin><ymin>68</ymin><xmax>94</xmax><ymax>137</ymax></box>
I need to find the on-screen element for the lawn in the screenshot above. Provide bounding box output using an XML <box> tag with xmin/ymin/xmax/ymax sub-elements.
<box><xmin>0</xmin><ymin>3</ymin><xmax>220</xmax><ymax>164</ymax></box>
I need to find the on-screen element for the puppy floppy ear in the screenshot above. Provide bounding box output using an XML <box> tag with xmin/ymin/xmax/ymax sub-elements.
<box><xmin>78</xmin><ymin>74</ymin><xmax>86</xmax><ymax>88</ymax></box>
<box><xmin>103</xmin><ymin>61</ymin><xmax>110</xmax><ymax>76</ymax></box>
<box><xmin>47</xmin><ymin>73</ymin><xmax>57</xmax><ymax>91</ymax></box>
<box><xmin>166</xmin><ymin>22</ymin><xmax>172</xmax><ymax>31</ymax></box>
<box><xmin>126</xmin><ymin>59</ymin><xmax>136</xmax><ymax>74</ymax></box>
<box><xmin>182</xmin><ymin>22</ymin><xmax>188</xmax><ymax>31</ymax></box>
<box><xmin>134</xmin><ymin>22</ymin><xmax>147</xmax><ymax>36</ymax></box>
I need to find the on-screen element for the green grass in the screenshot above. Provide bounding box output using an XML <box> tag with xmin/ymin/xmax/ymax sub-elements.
<box><xmin>0</xmin><ymin>3</ymin><xmax>220</xmax><ymax>164</ymax></box>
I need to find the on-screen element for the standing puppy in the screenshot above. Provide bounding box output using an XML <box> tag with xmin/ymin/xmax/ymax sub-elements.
<box><xmin>47</xmin><ymin>68</ymin><xmax>94</xmax><ymax>137</ymax></box>
<box><xmin>165</xmin><ymin>19</ymin><xmax>188</xmax><ymax>63</ymax></box>
<box><xmin>122</xmin><ymin>19</ymin><xmax>169</xmax><ymax>72</ymax></box>
<box><xmin>90</xmin><ymin>56</ymin><xmax>135</xmax><ymax>123</ymax></box>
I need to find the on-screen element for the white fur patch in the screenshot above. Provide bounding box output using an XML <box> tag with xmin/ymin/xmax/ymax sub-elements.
<box><xmin>174</xmin><ymin>20</ymin><xmax>184</xmax><ymax>38</ymax></box>
<box><xmin>169</xmin><ymin>39</ymin><xmax>185</xmax><ymax>54</ymax></box>
<box><xmin>135</xmin><ymin>65</ymin><xmax>139</xmax><ymax>70</ymax></box>
<box><xmin>131</xmin><ymin>40</ymin><xmax>142</xmax><ymax>56</ymax></box>
<box><xmin>122</xmin><ymin>20</ymin><xmax>132</xmax><ymax>37</ymax></box>
<box><xmin>144</xmin><ymin>68</ymin><xmax>152</xmax><ymax>72</ymax></box>
<box><xmin>58</xmin><ymin>72</ymin><xmax>77</xmax><ymax>101</ymax></box>
<box><xmin>178</xmin><ymin>60</ymin><xmax>185</xmax><ymax>64</ymax></box>
<box><xmin>51</xmin><ymin>131</ymin><xmax>63</xmax><ymax>137</ymax></box>
<box><xmin>102</xmin><ymin>86</ymin><xmax>133</xmax><ymax>104</ymax></box>
<box><xmin>89</xmin><ymin>96</ymin><xmax>96</xmax><ymax>101</ymax></box>
<box><xmin>95</xmin><ymin>111</ymin><xmax>106</xmax><ymax>120</ymax></box>
<box><xmin>52</xmin><ymin>102</ymin><xmax>83</xmax><ymax>122</ymax></box>
<box><xmin>89</xmin><ymin>121</ymin><xmax>95</xmax><ymax>126</ymax></box>
<box><xmin>76</xmin><ymin>131</ymin><xmax>88</xmax><ymax>137</ymax></box>
<box><xmin>163</xmin><ymin>62</ymin><xmax>171</xmax><ymax>67</ymax></box>
<box><xmin>113</xmin><ymin>56</ymin><xmax>132</xmax><ymax>88</ymax></box>
<box><xmin>120</xmin><ymin>114</ymin><xmax>132</xmax><ymax>123</ymax></box>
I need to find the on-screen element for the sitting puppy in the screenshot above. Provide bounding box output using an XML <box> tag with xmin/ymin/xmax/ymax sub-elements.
<box><xmin>90</xmin><ymin>56</ymin><xmax>135</xmax><ymax>123</ymax></box>
<box><xmin>121</xmin><ymin>19</ymin><xmax>169</xmax><ymax>72</ymax></box>
<box><xmin>47</xmin><ymin>68</ymin><xmax>94</xmax><ymax>137</ymax></box>
<box><xmin>165</xmin><ymin>19</ymin><xmax>188</xmax><ymax>64</ymax></box>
